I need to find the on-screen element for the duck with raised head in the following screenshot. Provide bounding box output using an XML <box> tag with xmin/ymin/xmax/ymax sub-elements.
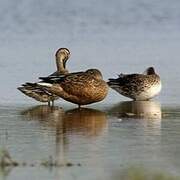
<box><xmin>108</xmin><ymin>67</ymin><xmax>161</xmax><ymax>101</ymax></box>
<box><xmin>36</xmin><ymin>69</ymin><xmax>109</xmax><ymax>107</ymax></box>
<box><xmin>18</xmin><ymin>48</ymin><xmax>70</xmax><ymax>105</ymax></box>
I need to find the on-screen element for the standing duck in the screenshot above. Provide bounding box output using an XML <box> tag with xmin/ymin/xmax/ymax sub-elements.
<box><xmin>18</xmin><ymin>48</ymin><xmax>70</xmax><ymax>105</ymax></box>
<box><xmin>37</xmin><ymin>69</ymin><xmax>109</xmax><ymax>107</ymax></box>
<box><xmin>108</xmin><ymin>67</ymin><xmax>161</xmax><ymax>101</ymax></box>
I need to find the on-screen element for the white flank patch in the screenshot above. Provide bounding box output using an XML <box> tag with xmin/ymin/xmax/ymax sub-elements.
<box><xmin>37</xmin><ymin>82</ymin><xmax>52</xmax><ymax>87</ymax></box>
<box><xmin>136</xmin><ymin>81</ymin><xmax>162</xmax><ymax>100</ymax></box>
<box><xmin>111</xmin><ymin>81</ymin><xmax>162</xmax><ymax>101</ymax></box>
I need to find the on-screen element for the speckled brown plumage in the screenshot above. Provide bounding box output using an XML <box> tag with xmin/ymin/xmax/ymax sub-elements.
<box><xmin>18</xmin><ymin>83</ymin><xmax>59</xmax><ymax>103</ymax></box>
<box><xmin>38</xmin><ymin>69</ymin><xmax>109</xmax><ymax>106</ymax></box>
<box><xmin>108</xmin><ymin>67</ymin><xmax>161</xmax><ymax>101</ymax></box>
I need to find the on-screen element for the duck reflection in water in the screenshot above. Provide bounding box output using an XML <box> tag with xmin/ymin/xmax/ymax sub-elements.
<box><xmin>21</xmin><ymin>105</ymin><xmax>64</xmax><ymax>123</ymax></box>
<box><xmin>108</xmin><ymin>101</ymin><xmax>162</xmax><ymax>137</ymax></box>
<box><xmin>21</xmin><ymin>105</ymin><xmax>107</xmax><ymax>136</ymax></box>
<box><xmin>109</xmin><ymin>100</ymin><xmax>162</xmax><ymax>120</ymax></box>
<box><xmin>21</xmin><ymin>106</ymin><xmax>107</xmax><ymax>165</ymax></box>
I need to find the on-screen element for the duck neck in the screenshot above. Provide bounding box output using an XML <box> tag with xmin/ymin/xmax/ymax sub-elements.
<box><xmin>56</xmin><ymin>57</ymin><xmax>67</xmax><ymax>73</ymax></box>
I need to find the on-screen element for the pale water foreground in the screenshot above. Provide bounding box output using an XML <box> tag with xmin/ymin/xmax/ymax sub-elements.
<box><xmin>0</xmin><ymin>101</ymin><xmax>180</xmax><ymax>180</ymax></box>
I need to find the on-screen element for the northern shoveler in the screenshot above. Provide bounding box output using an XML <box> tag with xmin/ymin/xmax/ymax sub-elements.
<box><xmin>108</xmin><ymin>67</ymin><xmax>161</xmax><ymax>101</ymax></box>
<box><xmin>37</xmin><ymin>69</ymin><xmax>109</xmax><ymax>107</ymax></box>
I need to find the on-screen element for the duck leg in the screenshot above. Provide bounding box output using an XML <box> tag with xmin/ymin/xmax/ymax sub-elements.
<box><xmin>51</xmin><ymin>100</ymin><xmax>54</xmax><ymax>107</ymax></box>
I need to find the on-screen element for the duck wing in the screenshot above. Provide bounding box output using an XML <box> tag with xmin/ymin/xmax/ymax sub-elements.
<box><xmin>108</xmin><ymin>74</ymin><xmax>152</xmax><ymax>92</ymax></box>
<box><xmin>39</xmin><ymin>71</ymin><xmax>84</xmax><ymax>83</ymax></box>
<box><xmin>40</xmin><ymin>72</ymin><xmax>103</xmax><ymax>98</ymax></box>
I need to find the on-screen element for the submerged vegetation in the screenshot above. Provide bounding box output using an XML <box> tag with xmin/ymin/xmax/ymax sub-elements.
<box><xmin>0</xmin><ymin>149</ymin><xmax>81</xmax><ymax>168</ymax></box>
<box><xmin>114</xmin><ymin>166</ymin><xmax>180</xmax><ymax>180</ymax></box>
<box><xmin>1</xmin><ymin>149</ymin><xmax>179</xmax><ymax>179</ymax></box>
<box><xmin>0</xmin><ymin>149</ymin><xmax>18</xmax><ymax>167</ymax></box>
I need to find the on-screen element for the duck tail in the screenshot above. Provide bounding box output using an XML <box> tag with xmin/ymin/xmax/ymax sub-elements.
<box><xmin>17</xmin><ymin>86</ymin><xmax>26</xmax><ymax>93</ymax></box>
<box><xmin>107</xmin><ymin>78</ymin><xmax>120</xmax><ymax>86</ymax></box>
<box><xmin>24</xmin><ymin>82</ymin><xmax>37</xmax><ymax>87</ymax></box>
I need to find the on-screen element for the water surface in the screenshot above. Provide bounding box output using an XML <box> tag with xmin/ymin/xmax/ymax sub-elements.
<box><xmin>1</xmin><ymin>101</ymin><xmax>180</xmax><ymax>180</ymax></box>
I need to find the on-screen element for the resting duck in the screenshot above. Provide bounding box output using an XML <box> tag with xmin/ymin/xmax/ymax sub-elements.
<box><xmin>37</xmin><ymin>69</ymin><xmax>109</xmax><ymax>107</ymax></box>
<box><xmin>108</xmin><ymin>67</ymin><xmax>161</xmax><ymax>101</ymax></box>
<box><xmin>18</xmin><ymin>48</ymin><xmax>70</xmax><ymax>105</ymax></box>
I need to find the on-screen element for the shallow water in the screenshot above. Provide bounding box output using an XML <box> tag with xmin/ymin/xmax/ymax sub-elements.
<box><xmin>1</xmin><ymin>0</ymin><xmax>180</xmax><ymax>179</ymax></box>
<box><xmin>1</xmin><ymin>102</ymin><xmax>180</xmax><ymax>180</ymax></box>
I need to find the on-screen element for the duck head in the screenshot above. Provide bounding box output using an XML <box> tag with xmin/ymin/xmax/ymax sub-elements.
<box><xmin>86</xmin><ymin>69</ymin><xmax>103</xmax><ymax>79</ymax></box>
<box><xmin>143</xmin><ymin>67</ymin><xmax>156</xmax><ymax>75</ymax></box>
<box><xmin>55</xmin><ymin>48</ymin><xmax>70</xmax><ymax>73</ymax></box>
